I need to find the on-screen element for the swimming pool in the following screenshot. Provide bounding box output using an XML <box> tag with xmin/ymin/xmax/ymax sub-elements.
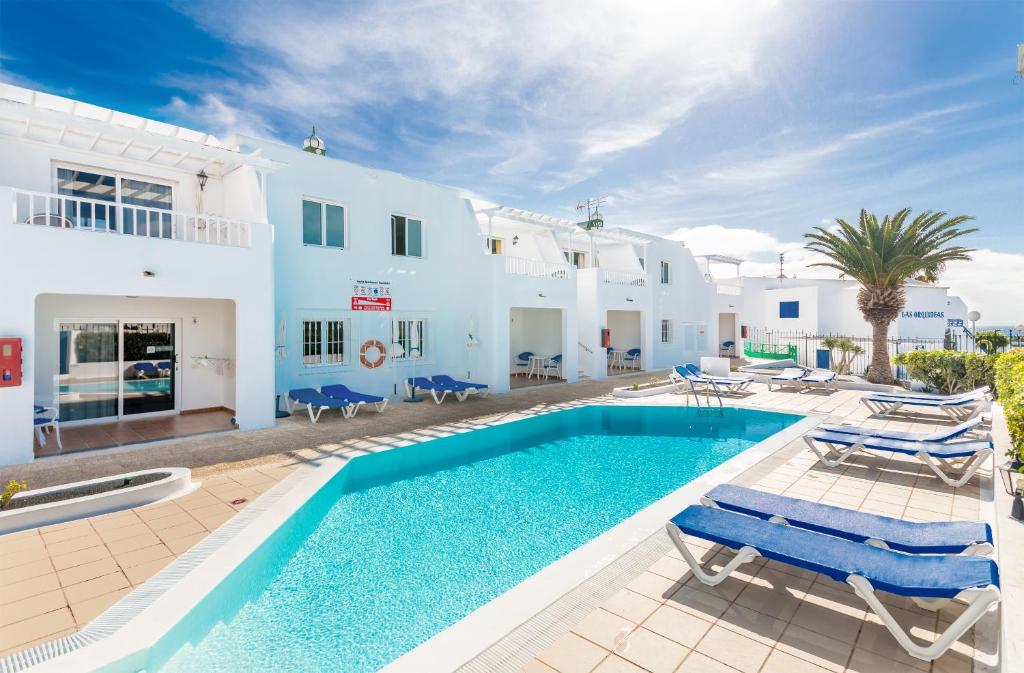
<box><xmin>45</xmin><ymin>405</ymin><xmax>804</xmax><ymax>673</ymax></box>
<box><xmin>58</xmin><ymin>379</ymin><xmax>171</xmax><ymax>394</ymax></box>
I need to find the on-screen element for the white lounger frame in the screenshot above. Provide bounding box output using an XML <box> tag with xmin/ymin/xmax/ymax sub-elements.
<box><xmin>665</xmin><ymin>523</ymin><xmax>1000</xmax><ymax>662</ymax></box>
<box><xmin>803</xmin><ymin>435</ymin><xmax>993</xmax><ymax>488</ymax></box>
<box><xmin>862</xmin><ymin>395</ymin><xmax>990</xmax><ymax>421</ymax></box>
<box><xmin>404</xmin><ymin>380</ymin><xmax>468</xmax><ymax>405</ymax></box>
<box><xmin>286</xmin><ymin>396</ymin><xmax>353</xmax><ymax>423</ymax></box>
<box><xmin>346</xmin><ymin>398</ymin><xmax>389</xmax><ymax>417</ymax></box>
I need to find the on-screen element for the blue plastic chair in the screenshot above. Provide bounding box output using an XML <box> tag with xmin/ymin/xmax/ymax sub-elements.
<box><xmin>133</xmin><ymin>362</ymin><xmax>159</xmax><ymax>378</ymax></box>
<box><xmin>623</xmin><ymin>348</ymin><xmax>641</xmax><ymax>369</ymax></box>
<box><xmin>544</xmin><ymin>354</ymin><xmax>563</xmax><ymax>379</ymax></box>
<box><xmin>513</xmin><ymin>351</ymin><xmax>534</xmax><ymax>376</ymax></box>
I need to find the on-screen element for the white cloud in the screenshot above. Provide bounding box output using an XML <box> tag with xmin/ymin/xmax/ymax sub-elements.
<box><xmin>171</xmin><ymin>0</ymin><xmax>792</xmax><ymax>185</ymax></box>
<box><xmin>164</xmin><ymin>93</ymin><xmax>275</xmax><ymax>141</ymax></box>
<box><xmin>941</xmin><ymin>250</ymin><xmax>1024</xmax><ymax>325</ymax></box>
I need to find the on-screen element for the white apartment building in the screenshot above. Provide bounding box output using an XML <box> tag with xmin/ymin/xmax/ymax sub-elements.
<box><xmin>0</xmin><ymin>83</ymin><xmax>718</xmax><ymax>466</ymax></box>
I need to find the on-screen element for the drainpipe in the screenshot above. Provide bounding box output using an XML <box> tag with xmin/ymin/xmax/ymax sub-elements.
<box><xmin>486</xmin><ymin>214</ymin><xmax>493</xmax><ymax>254</ymax></box>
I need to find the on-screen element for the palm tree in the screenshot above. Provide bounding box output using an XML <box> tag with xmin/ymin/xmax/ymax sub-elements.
<box><xmin>805</xmin><ymin>209</ymin><xmax>976</xmax><ymax>384</ymax></box>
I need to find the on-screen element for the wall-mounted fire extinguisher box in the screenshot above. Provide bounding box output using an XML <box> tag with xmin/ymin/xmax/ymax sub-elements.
<box><xmin>0</xmin><ymin>337</ymin><xmax>23</xmax><ymax>387</ymax></box>
<box><xmin>601</xmin><ymin>329</ymin><xmax>611</xmax><ymax>349</ymax></box>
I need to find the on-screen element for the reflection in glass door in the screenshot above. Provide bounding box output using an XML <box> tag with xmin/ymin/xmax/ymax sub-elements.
<box><xmin>122</xmin><ymin>322</ymin><xmax>176</xmax><ymax>415</ymax></box>
<box><xmin>57</xmin><ymin>323</ymin><xmax>119</xmax><ymax>422</ymax></box>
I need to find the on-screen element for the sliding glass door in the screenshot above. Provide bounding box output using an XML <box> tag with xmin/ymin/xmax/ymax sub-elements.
<box><xmin>56</xmin><ymin>320</ymin><xmax>179</xmax><ymax>422</ymax></box>
<box><xmin>57</xmin><ymin>322</ymin><xmax>119</xmax><ymax>422</ymax></box>
<box><xmin>122</xmin><ymin>322</ymin><xmax>176</xmax><ymax>415</ymax></box>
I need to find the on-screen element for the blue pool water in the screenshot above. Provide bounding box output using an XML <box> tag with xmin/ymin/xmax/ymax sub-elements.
<box><xmin>59</xmin><ymin>379</ymin><xmax>170</xmax><ymax>394</ymax></box>
<box><xmin>151</xmin><ymin>405</ymin><xmax>799</xmax><ymax>673</ymax></box>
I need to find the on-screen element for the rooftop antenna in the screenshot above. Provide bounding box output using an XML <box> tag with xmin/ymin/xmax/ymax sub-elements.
<box><xmin>778</xmin><ymin>252</ymin><xmax>785</xmax><ymax>281</ymax></box>
<box><xmin>575</xmin><ymin>197</ymin><xmax>606</xmax><ymax>230</ymax></box>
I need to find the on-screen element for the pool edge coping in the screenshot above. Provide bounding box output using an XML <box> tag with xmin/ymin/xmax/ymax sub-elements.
<box><xmin>2</xmin><ymin>402</ymin><xmax>817</xmax><ymax>673</ymax></box>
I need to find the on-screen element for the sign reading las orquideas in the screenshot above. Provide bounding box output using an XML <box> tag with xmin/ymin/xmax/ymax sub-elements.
<box><xmin>901</xmin><ymin>311</ymin><xmax>945</xmax><ymax>319</ymax></box>
<box><xmin>351</xmin><ymin>279</ymin><xmax>392</xmax><ymax>311</ymax></box>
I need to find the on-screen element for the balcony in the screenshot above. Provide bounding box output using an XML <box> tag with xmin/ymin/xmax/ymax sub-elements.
<box><xmin>598</xmin><ymin>269</ymin><xmax>646</xmax><ymax>287</ymax></box>
<box><xmin>11</xmin><ymin>188</ymin><xmax>256</xmax><ymax>248</ymax></box>
<box><xmin>503</xmin><ymin>255</ymin><xmax>572</xmax><ymax>279</ymax></box>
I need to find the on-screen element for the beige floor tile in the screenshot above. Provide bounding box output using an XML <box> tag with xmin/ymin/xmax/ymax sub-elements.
<box><xmin>694</xmin><ymin>624</ymin><xmax>772</xmax><ymax>673</ymax></box>
<box><xmin>537</xmin><ymin>632</ymin><xmax>608</xmax><ymax>673</ymax></box>
<box><xmin>123</xmin><ymin>556</ymin><xmax>174</xmax><ymax>586</ymax></box>
<box><xmin>844</xmin><ymin>646</ymin><xmax>924</xmax><ymax>673</ymax></box>
<box><xmin>0</xmin><ymin>608</ymin><xmax>75</xmax><ymax>653</ymax></box>
<box><xmin>69</xmin><ymin>587</ymin><xmax>131</xmax><ymax>626</ymax></box>
<box><xmin>113</xmin><ymin>543</ymin><xmax>173</xmax><ymax>569</ymax></box>
<box><xmin>62</xmin><ymin>571</ymin><xmax>130</xmax><ymax>605</ymax></box>
<box><xmin>0</xmin><ymin>589</ymin><xmax>67</xmax><ymax>628</ymax></box>
<box><xmin>572</xmin><ymin>609</ymin><xmax>637</xmax><ymax>651</ymax></box>
<box><xmin>626</xmin><ymin>571</ymin><xmax>681</xmax><ymax>602</ymax></box>
<box><xmin>57</xmin><ymin>556</ymin><xmax>122</xmax><ymax>587</ymax></box>
<box><xmin>97</xmin><ymin>521</ymin><xmax>153</xmax><ymax>544</ymax></box>
<box><xmin>674</xmin><ymin>651</ymin><xmax>743</xmax><ymax>673</ymax></box>
<box><xmin>616</xmin><ymin>627</ymin><xmax>687</xmax><ymax>673</ymax></box>
<box><xmin>715</xmin><ymin>604</ymin><xmax>788</xmax><ymax>647</ymax></box>
<box><xmin>591</xmin><ymin>654</ymin><xmax>647</xmax><ymax>673</ymax></box>
<box><xmin>163</xmin><ymin>531</ymin><xmax>207</xmax><ymax>555</ymax></box>
<box><xmin>0</xmin><ymin>543</ymin><xmax>50</xmax><ymax>571</ymax></box>
<box><xmin>521</xmin><ymin>659</ymin><xmax>560</xmax><ymax>673</ymax></box>
<box><xmin>666</xmin><ymin>584</ymin><xmax>731</xmax><ymax>621</ymax></box>
<box><xmin>0</xmin><ymin>573</ymin><xmax>60</xmax><ymax>604</ymax></box>
<box><xmin>759</xmin><ymin>649</ymin><xmax>832</xmax><ymax>673</ymax></box>
<box><xmin>601</xmin><ymin>589</ymin><xmax>662</xmax><ymax>624</ymax></box>
<box><xmin>733</xmin><ymin>582</ymin><xmax>803</xmax><ymax>622</ymax></box>
<box><xmin>641</xmin><ymin>604</ymin><xmax>712</xmax><ymax>648</ymax></box>
<box><xmin>776</xmin><ymin>623</ymin><xmax>853</xmax><ymax>672</ymax></box>
<box><xmin>0</xmin><ymin>555</ymin><xmax>54</xmax><ymax>587</ymax></box>
<box><xmin>48</xmin><ymin>543</ymin><xmax>111</xmax><ymax>572</ymax></box>
<box><xmin>105</xmin><ymin>531</ymin><xmax>163</xmax><ymax>555</ymax></box>
<box><xmin>43</xmin><ymin>532</ymin><xmax>103</xmax><ymax>557</ymax></box>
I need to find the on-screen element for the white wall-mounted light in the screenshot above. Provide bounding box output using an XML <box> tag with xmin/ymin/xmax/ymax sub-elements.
<box><xmin>142</xmin><ymin>270</ymin><xmax>156</xmax><ymax>278</ymax></box>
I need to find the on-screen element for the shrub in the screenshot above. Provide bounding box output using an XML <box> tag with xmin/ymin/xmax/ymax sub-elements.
<box><xmin>1</xmin><ymin>480</ymin><xmax>26</xmax><ymax>509</ymax></box>
<box><xmin>975</xmin><ymin>330</ymin><xmax>1010</xmax><ymax>353</ymax></box>
<box><xmin>892</xmin><ymin>350</ymin><xmax>998</xmax><ymax>395</ymax></box>
<box><xmin>995</xmin><ymin>349</ymin><xmax>1024</xmax><ymax>460</ymax></box>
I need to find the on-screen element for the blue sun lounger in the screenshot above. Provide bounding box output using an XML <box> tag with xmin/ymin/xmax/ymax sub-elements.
<box><xmin>405</xmin><ymin>377</ymin><xmax>463</xmax><ymax>404</ymax></box>
<box><xmin>133</xmin><ymin>361</ymin><xmax>159</xmax><ymax>378</ymax></box>
<box><xmin>667</xmin><ymin>505</ymin><xmax>1000</xmax><ymax>662</ymax></box>
<box><xmin>862</xmin><ymin>387</ymin><xmax>990</xmax><ymax>420</ymax></box>
<box><xmin>287</xmin><ymin>388</ymin><xmax>352</xmax><ymax>423</ymax></box>
<box><xmin>702</xmin><ymin>484</ymin><xmax>992</xmax><ymax>555</ymax></box>
<box><xmin>321</xmin><ymin>384</ymin><xmax>388</xmax><ymax>416</ymax></box>
<box><xmin>431</xmin><ymin>374</ymin><xmax>489</xmax><ymax>397</ymax></box>
<box><xmin>683</xmin><ymin>363</ymin><xmax>752</xmax><ymax>392</ymax></box>
<box><xmin>818</xmin><ymin>416</ymin><xmax>984</xmax><ymax>443</ymax></box>
<box><xmin>803</xmin><ymin>430</ymin><xmax>993</xmax><ymax>487</ymax></box>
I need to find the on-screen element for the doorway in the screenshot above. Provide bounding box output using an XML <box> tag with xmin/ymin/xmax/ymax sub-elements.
<box><xmin>56</xmin><ymin>319</ymin><xmax>180</xmax><ymax>423</ymax></box>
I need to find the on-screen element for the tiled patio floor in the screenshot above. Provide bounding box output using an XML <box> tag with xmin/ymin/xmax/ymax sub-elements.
<box><xmin>0</xmin><ymin>376</ymin><xmax>1002</xmax><ymax>672</ymax></box>
<box><xmin>33</xmin><ymin>409</ymin><xmax>235</xmax><ymax>458</ymax></box>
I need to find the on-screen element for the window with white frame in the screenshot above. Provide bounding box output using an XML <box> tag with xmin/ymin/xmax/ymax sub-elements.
<box><xmin>486</xmin><ymin>237</ymin><xmax>504</xmax><ymax>255</ymax></box>
<box><xmin>660</xmin><ymin>319</ymin><xmax>673</xmax><ymax>344</ymax></box>
<box><xmin>302</xmin><ymin>318</ymin><xmax>348</xmax><ymax>366</ymax></box>
<box><xmin>660</xmin><ymin>260</ymin><xmax>671</xmax><ymax>284</ymax></box>
<box><xmin>391</xmin><ymin>318</ymin><xmax>426</xmax><ymax>359</ymax></box>
<box><xmin>56</xmin><ymin>166</ymin><xmax>173</xmax><ymax>234</ymax></box>
<box><xmin>564</xmin><ymin>250</ymin><xmax>587</xmax><ymax>268</ymax></box>
<box><xmin>391</xmin><ymin>214</ymin><xmax>423</xmax><ymax>257</ymax></box>
<box><xmin>302</xmin><ymin>199</ymin><xmax>346</xmax><ymax>248</ymax></box>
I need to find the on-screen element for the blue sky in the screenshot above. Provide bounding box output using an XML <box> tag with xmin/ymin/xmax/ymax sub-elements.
<box><xmin>2</xmin><ymin>0</ymin><xmax>1022</xmax><ymax>321</ymax></box>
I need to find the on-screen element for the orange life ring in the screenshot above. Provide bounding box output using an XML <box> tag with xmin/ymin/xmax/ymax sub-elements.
<box><xmin>359</xmin><ymin>339</ymin><xmax>387</xmax><ymax>369</ymax></box>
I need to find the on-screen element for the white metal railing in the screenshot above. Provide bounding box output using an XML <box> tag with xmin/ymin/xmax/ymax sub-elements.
<box><xmin>11</xmin><ymin>188</ymin><xmax>253</xmax><ymax>248</ymax></box>
<box><xmin>599</xmin><ymin>268</ymin><xmax>647</xmax><ymax>287</ymax></box>
<box><xmin>503</xmin><ymin>255</ymin><xmax>571</xmax><ymax>279</ymax></box>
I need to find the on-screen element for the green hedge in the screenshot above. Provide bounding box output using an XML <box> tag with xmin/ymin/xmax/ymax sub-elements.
<box><xmin>995</xmin><ymin>349</ymin><xmax>1024</xmax><ymax>461</ymax></box>
<box><xmin>891</xmin><ymin>350</ymin><xmax>998</xmax><ymax>396</ymax></box>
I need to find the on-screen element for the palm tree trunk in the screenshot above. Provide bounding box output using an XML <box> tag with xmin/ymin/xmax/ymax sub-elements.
<box><xmin>867</xmin><ymin>317</ymin><xmax>894</xmax><ymax>384</ymax></box>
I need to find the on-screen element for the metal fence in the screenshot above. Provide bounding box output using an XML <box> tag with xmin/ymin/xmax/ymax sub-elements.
<box><xmin>743</xmin><ymin>328</ymin><xmax>968</xmax><ymax>378</ymax></box>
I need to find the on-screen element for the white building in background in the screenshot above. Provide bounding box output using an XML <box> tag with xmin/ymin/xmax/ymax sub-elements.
<box><xmin>0</xmin><ymin>82</ymin><xmax>718</xmax><ymax>467</ymax></box>
<box><xmin>0</xmin><ymin>84</ymin><xmax>278</xmax><ymax>466</ymax></box>
<box><xmin>702</xmin><ymin>254</ymin><xmax>969</xmax><ymax>357</ymax></box>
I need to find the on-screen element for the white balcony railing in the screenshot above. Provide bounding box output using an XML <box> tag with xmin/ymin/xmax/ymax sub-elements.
<box><xmin>599</xmin><ymin>269</ymin><xmax>647</xmax><ymax>287</ymax></box>
<box><xmin>11</xmin><ymin>188</ymin><xmax>254</xmax><ymax>248</ymax></box>
<box><xmin>503</xmin><ymin>255</ymin><xmax>572</xmax><ymax>279</ymax></box>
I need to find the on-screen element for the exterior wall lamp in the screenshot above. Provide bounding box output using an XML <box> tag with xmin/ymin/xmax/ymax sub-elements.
<box><xmin>197</xmin><ymin>169</ymin><xmax>208</xmax><ymax>191</ymax></box>
<box><xmin>512</xmin><ymin>235</ymin><xmax>519</xmax><ymax>246</ymax></box>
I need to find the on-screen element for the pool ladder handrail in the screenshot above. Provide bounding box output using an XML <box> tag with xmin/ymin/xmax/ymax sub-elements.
<box><xmin>682</xmin><ymin>373</ymin><xmax>724</xmax><ymax>409</ymax></box>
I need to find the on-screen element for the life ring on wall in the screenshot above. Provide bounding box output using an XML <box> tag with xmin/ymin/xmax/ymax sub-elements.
<box><xmin>359</xmin><ymin>339</ymin><xmax>387</xmax><ymax>369</ymax></box>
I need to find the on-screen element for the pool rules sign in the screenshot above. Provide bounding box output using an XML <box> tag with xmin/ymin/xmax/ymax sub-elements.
<box><xmin>351</xmin><ymin>279</ymin><xmax>392</xmax><ymax>311</ymax></box>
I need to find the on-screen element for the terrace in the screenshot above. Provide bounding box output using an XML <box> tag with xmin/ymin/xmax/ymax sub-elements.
<box><xmin>0</xmin><ymin>375</ymin><xmax>1013</xmax><ymax>673</ymax></box>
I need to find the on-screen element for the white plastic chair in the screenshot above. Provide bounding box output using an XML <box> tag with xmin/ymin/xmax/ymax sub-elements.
<box><xmin>34</xmin><ymin>405</ymin><xmax>63</xmax><ymax>450</ymax></box>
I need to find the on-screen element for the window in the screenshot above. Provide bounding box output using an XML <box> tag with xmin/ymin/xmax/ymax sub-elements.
<box><xmin>660</xmin><ymin>319</ymin><xmax>673</xmax><ymax>344</ymax></box>
<box><xmin>302</xmin><ymin>318</ymin><xmax>347</xmax><ymax>366</ymax></box>
<box><xmin>392</xmin><ymin>319</ymin><xmax>426</xmax><ymax>359</ymax></box>
<box><xmin>486</xmin><ymin>237</ymin><xmax>504</xmax><ymax>255</ymax></box>
<box><xmin>56</xmin><ymin>167</ymin><xmax>172</xmax><ymax>234</ymax></box>
<box><xmin>660</xmin><ymin>260</ymin><xmax>671</xmax><ymax>284</ymax></box>
<box><xmin>302</xmin><ymin>199</ymin><xmax>346</xmax><ymax>248</ymax></box>
<box><xmin>779</xmin><ymin>301</ymin><xmax>800</xmax><ymax>319</ymax></box>
<box><xmin>391</xmin><ymin>214</ymin><xmax>423</xmax><ymax>257</ymax></box>
<box><xmin>564</xmin><ymin>250</ymin><xmax>586</xmax><ymax>268</ymax></box>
